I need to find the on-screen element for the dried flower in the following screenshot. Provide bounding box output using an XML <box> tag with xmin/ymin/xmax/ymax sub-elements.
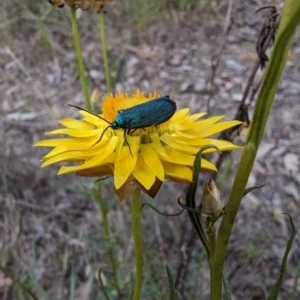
<box><xmin>201</xmin><ymin>178</ymin><xmax>223</xmax><ymax>220</ymax></box>
<box><xmin>256</xmin><ymin>5</ymin><xmax>279</xmax><ymax>69</ymax></box>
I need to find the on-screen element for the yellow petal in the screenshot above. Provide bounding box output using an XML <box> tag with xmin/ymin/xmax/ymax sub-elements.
<box><xmin>114</xmin><ymin>136</ymin><xmax>140</xmax><ymax>189</ymax></box>
<box><xmin>196</xmin><ymin>115</ymin><xmax>225</xmax><ymax>125</ymax></box>
<box><xmin>150</xmin><ymin>133</ymin><xmax>169</xmax><ymax>158</ymax></box>
<box><xmin>59</xmin><ymin>118</ymin><xmax>95</xmax><ymax>130</ymax></box>
<box><xmin>43</xmin><ymin>138</ymin><xmax>103</xmax><ymax>158</ymax></box>
<box><xmin>140</xmin><ymin>144</ymin><xmax>164</xmax><ymax>181</ymax></box>
<box><xmin>34</xmin><ymin>138</ymin><xmax>87</xmax><ymax>147</ymax></box>
<box><xmin>58</xmin><ymin>137</ymin><xmax>118</xmax><ymax>174</ymax></box>
<box><xmin>127</xmin><ymin>135</ymin><xmax>141</xmax><ymax>155</ymax></box>
<box><xmin>78</xmin><ymin>110</ymin><xmax>102</xmax><ymax>121</ymax></box>
<box><xmin>195</xmin><ymin>120</ymin><xmax>242</xmax><ymax>138</ymax></box>
<box><xmin>172</xmin><ymin>138</ymin><xmax>242</xmax><ymax>151</ymax></box>
<box><xmin>77</xmin><ymin>165</ymin><xmax>113</xmax><ymax>177</ymax></box>
<box><xmin>185</xmin><ymin>112</ymin><xmax>207</xmax><ymax>122</ymax></box>
<box><xmin>174</xmin><ymin>116</ymin><xmax>225</xmax><ymax>131</ymax></box>
<box><xmin>79</xmin><ymin>111</ymin><xmax>108</xmax><ymax>127</ymax></box>
<box><xmin>47</xmin><ymin>128</ymin><xmax>99</xmax><ymax>138</ymax></box>
<box><xmin>162</xmin><ymin>161</ymin><xmax>193</xmax><ymax>182</ymax></box>
<box><xmin>132</xmin><ymin>155</ymin><xmax>156</xmax><ymax>190</ymax></box>
<box><xmin>198</xmin><ymin>158</ymin><xmax>217</xmax><ymax>172</ymax></box>
<box><xmin>41</xmin><ymin>151</ymin><xmax>83</xmax><ymax>167</ymax></box>
<box><xmin>162</xmin><ymin>147</ymin><xmax>193</xmax><ymax>163</ymax></box>
<box><xmin>171</xmin><ymin>109</ymin><xmax>190</xmax><ymax>123</ymax></box>
<box><xmin>173</xmin><ymin>127</ymin><xmax>199</xmax><ymax>138</ymax></box>
<box><xmin>160</xmin><ymin>146</ymin><xmax>217</xmax><ymax>171</ymax></box>
<box><xmin>160</xmin><ymin>134</ymin><xmax>199</xmax><ymax>153</ymax></box>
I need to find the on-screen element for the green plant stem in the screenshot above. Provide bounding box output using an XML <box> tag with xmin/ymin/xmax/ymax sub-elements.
<box><xmin>208</xmin><ymin>227</ymin><xmax>219</xmax><ymax>298</ymax></box>
<box><xmin>208</xmin><ymin>227</ymin><xmax>216</xmax><ymax>256</ymax></box>
<box><xmin>99</xmin><ymin>10</ymin><xmax>111</xmax><ymax>93</ymax></box>
<box><xmin>131</xmin><ymin>188</ymin><xmax>143</xmax><ymax>300</ymax></box>
<box><xmin>208</xmin><ymin>1</ymin><xmax>300</xmax><ymax>299</ymax></box>
<box><xmin>95</xmin><ymin>183</ymin><xmax>121</xmax><ymax>297</ymax></box>
<box><xmin>70</xmin><ymin>6</ymin><xmax>91</xmax><ymax>110</ymax></box>
<box><xmin>0</xmin><ymin>264</ymin><xmax>39</xmax><ymax>300</ymax></box>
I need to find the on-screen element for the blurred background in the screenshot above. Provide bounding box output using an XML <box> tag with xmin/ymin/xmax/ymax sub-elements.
<box><xmin>0</xmin><ymin>0</ymin><xmax>300</xmax><ymax>299</ymax></box>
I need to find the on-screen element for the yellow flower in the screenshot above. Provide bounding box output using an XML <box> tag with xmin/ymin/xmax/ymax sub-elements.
<box><xmin>49</xmin><ymin>0</ymin><xmax>114</xmax><ymax>11</ymax></box>
<box><xmin>34</xmin><ymin>91</ymin><xmax>241</xmax><ymax>201</ymax></box>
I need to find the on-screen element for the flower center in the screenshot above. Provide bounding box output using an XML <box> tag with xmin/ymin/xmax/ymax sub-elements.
<box><xmin>102</xmin><ymin>90</ymin><xmax>160</xmax><ymax>122</ymax></box>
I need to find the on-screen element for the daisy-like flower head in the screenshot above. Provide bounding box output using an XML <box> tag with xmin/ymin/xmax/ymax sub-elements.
<box><xmin>34</xmin><ymin>90</ymin><xmax>241</xmax><ymax>201</ymax></box>
<box><xmin>49</xmin><ymin>0</ymin><xmax>114</xmax><ymax>11</ymax></box>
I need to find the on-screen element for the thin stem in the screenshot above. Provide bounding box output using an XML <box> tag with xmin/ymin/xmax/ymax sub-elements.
<box><xmin>210</xmin><ymin>265</ymin><xmax>222</xmax><ymax>299</ymax></box>
<box><xmin>131</xmin><ymin>189</ymin><xmax>143</xmax><ymax>300</ymax></box>
<box><xmin>94</xmin><ymin>183</ymin><xmax>121</xmax><ymax>298</ymax></box>
<box><xmin>207</xmin><ymin>227</ymin><xmax>216</xmax><ymax>257</ymax></box>
<box><xmin>70</xmin><ymin>6</ymin><xmax>91</xmax><ymax>110</ymax></box>
<box><xmin>99</xmin><ymin>10</ymin><xmax>111</xmax><ymax>93</ymax></box>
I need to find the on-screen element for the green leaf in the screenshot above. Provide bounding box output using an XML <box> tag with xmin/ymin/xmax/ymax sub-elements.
<box><xmin>243</xmin><ymin>183</ymin><xmax>265</xmax><ymax>197</ymax></box>
<box><xmin>141</xmin><ymin>202</ymin><xmax>184</xmax><ymax>217</ymax></box>
<box><xmin>222</xmin><ymin>270</ymin><xmax>232</xmax><ymax>300</ymax></box>
<box><xmin>166</xmin><ymin>265</ymin><xmax>176</xmax><ymax>300</ymax></box>
<box><xmin>28</xmin><ymin>270</ymin><xmax>51</xmax><ymax>300</ymax></box>
<box><xmin>185</xmin><ymin>145</ymin><xmax>219</xmax><ymax>256</ymax></box>
<box><xmin>267</xmin><ymin>213</ymin><xmax>296</xmax><ymax>299</ymax></box>
<box><xmin>69</xmin><ymin>262</ymin><xmax>76</xmax><ymax>300</ymax></box>
<box><xmin>98</xmin><ymin>269</ymin><xmax>111</xmax><ymax>300</ymax></box>
<box><xmin>291</xmin><ymin>260</ymin><xmax>300</xmax><ymax>300</ymax></box>
<box><xmin>0</xmin><ymin>264</ymin><xmax>39</xmax><ymax>300</ymax></box>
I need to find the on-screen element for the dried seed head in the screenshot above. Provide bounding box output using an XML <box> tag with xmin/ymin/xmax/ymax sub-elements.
<box><xmin>256</xmin><ymin>6</ymin><xmax>279</xmax><ymax>69</ymax></box>
<box><xmin>200</xmin><ymin>178</ymin><xmax>222</xmax><ymax>220</ymax></box>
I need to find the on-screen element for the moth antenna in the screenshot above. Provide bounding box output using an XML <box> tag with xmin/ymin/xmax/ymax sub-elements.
<box><xmin>93</xmin><ymin>125</ymin><xmax>112</xmax><ymax>146</ymax></box>
<box><xmin>69</xmin><ymin>104</ymin><xmax>111</xmax><ymax>125</ymax></box>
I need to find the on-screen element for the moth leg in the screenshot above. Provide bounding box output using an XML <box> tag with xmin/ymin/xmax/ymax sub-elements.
<box><xmin>124</xmin><ymin>128</ymin><xmax>133</xmax><ymax>156</ymax></box>
<box><xmin>128</xmin><ymin>128</ymin><xmax>142</xmax><ymax>134</ymax></box>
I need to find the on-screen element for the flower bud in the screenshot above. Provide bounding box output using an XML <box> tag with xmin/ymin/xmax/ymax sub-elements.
<box><xmin>91</xmin><ymin>88</ymin><xmax>100</xmax><ymax>104</ymax></box>
<box><xmin>200</xmin><ymin>178</ymin><xmax>222</xmax><ymax>220</ymax></box>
